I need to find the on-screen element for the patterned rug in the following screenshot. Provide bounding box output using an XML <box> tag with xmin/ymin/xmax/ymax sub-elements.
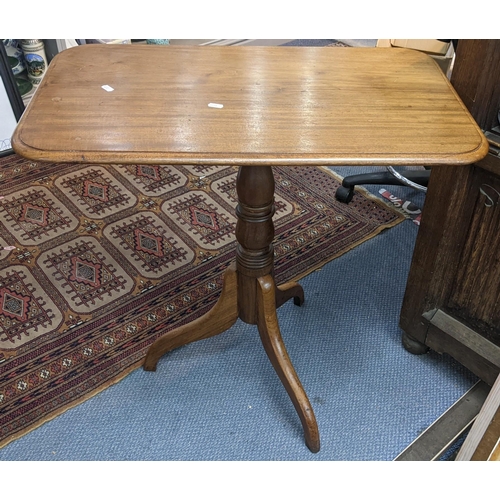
<box><xmin>0</xmin><ymin>154</ymin><xmax>404</xmax><ymax>448</ymax></box>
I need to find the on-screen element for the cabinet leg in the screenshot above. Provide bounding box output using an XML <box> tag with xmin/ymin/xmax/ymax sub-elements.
<box><xmin>402</xmin><ymin>331</ymin><xmax>429</xmax><ymax>355</ymax></box>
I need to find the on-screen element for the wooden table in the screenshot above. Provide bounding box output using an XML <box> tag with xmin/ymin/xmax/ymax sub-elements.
<box><xmin>12</xmin><ymin>44</ymin><xmax>488</xmax><ymax>453</ymax></box>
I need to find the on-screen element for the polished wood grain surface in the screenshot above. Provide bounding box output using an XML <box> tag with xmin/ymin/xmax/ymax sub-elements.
<box><xmin>12</xmin><ymin>44</ymin><xmax>488</xmax><ymax>166</ymax></box>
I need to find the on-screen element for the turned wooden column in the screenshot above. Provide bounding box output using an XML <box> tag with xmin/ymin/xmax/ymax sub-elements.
<box><xmin>235</xmin><ymin>166</ymin><xmax>275</xmax><ymax>325</ymax></box>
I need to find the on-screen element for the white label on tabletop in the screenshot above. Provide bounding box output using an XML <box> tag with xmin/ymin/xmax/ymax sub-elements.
<box><xmin>208</xmin><ymin>103</ymin><xmax>223</xmax><ymax>108</ymax></box>
<box><xmin>101</xmin><ymin>85</ymin><xmax>114</xmax><ymax>92</ymax></box>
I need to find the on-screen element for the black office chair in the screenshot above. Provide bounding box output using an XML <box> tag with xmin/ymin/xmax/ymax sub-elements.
<box><xmin>334</xmin><ymin>166</ymin><xmax>430</xmax><ymax>203</ymax></box>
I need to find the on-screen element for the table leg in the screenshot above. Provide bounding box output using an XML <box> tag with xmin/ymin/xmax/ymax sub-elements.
<box><xmin>257</xmin><ymin>275</ymin><xmax>320</xmax><ymax>453</ymax></box>
<box><xmin>143</xmin><ymin>262</ymin><xmax>239</xmax><ymax>372</ymax></box>
<box><xmin>276</xmin><ymin>281</ymin><xmax>305</xmax><ymax>308</ymax></box>
<box><xmin>143</xmin><ymin>165</ymin><xmax>319</xmax><ymax>452</ymax></box>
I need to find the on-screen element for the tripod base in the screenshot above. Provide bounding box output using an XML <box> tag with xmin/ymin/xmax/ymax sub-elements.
<box><xmin>143</xmin><ymin>262</ymin><xmax>320</xmax><ymax>453</ymax></box>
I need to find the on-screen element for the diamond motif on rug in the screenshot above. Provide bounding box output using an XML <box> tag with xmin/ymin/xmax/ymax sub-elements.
<box><xmin>103</xmin><ymin>212</ymin><xmax>194</xmax><ymax>278</ymax></box>
<box><xmin>0</xmin><ymin>289</ymin><xmax>29</xmax><ymax>322</ymax></box>
<box><xmin>20</xmin><ymin>204</ymin><xmax>48</xmax><ymax>226</ymax></box>
<box><xmin>0</xmin><ymin>266</ymin><xmax>63</xmax><ymax>349</ymax></box>
<box><xmin>84</xmin><ymin>180</ymin><xmax>108</xmax><ymax>201</ymax></box>
<box><xmin>162</xmin><ymin>191</ymin><xmax>236</xmax><ymax>250</ymax></box>
<box><xmin>38</xmin><ymin>236</ymin><xmax>134</xmax><ymax>313</ymax></box>
<box><xmin>137</xmin><ymin>165</ymin><xmax>160</xmax><ymax>181</ymax></box>
<box><xmin>136</xmin><ymin>230</ymin><xmax>162</xmax><ymax>256</ymax></box>
<box><xmin>54</xmin><ymin>167</ymin><xmax>137</xmax><ymax>219</ymax></box>
<box><xmin>190</xmin><ymin>206</ymin><xmax>219</xmax><ymax>231</ymax></box>
<box><xmin>0</xmin><ymin>186</ymin><xmax>78</xmax><ymax>244</ymax></box>
<box><xmin>71</xmin><ymin>257</ymin><xmax>101</xmax><ymax>287</ymax></box>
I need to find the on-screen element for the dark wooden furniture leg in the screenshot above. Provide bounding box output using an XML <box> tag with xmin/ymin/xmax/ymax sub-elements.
<box><xmin>143</xmin><ymin>165</ymin><xmax>319</xmax><ymax>452</ymax></box>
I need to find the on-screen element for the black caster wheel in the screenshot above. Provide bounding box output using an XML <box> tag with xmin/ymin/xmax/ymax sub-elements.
<box><xmin>335</xmin><ymin>185</ymin><xmax>354</xmax><ymax>204</ymax></box>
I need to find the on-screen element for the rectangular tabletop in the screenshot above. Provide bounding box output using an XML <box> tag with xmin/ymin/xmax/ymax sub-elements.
<box><xmin>12</xmin><ymin>44</ymin><xmax>488</xmax><ymax>167</ymax></box>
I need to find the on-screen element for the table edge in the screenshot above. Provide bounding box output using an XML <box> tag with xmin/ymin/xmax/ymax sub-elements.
<box><xmin>11</xmin><ymin>132</ymin><xmax>490</xmax><ymax>167</ymax></box>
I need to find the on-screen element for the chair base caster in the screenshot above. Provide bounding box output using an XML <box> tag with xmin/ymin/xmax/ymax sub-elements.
<box><xmin>335</xmin><ymin>185</ymin><xmax>354</xmax><ymax>204</ymax></box>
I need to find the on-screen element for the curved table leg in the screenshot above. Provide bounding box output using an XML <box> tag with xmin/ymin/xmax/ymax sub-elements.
<box><xmin>257</xmin><ymin>274</ymin><xmax>320</xmax><ymax>453</ymax></box>
<box><xmin>143</xmin><ymin>263</ymin><xmax>239</xmax><ymax>371</ymax></box>
<box><xmin>276</xmin><ymin>281</ymin><xmax>304</xmax><ymax>308</ymax></box>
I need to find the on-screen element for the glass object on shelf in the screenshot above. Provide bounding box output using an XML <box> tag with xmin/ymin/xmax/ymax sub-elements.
<box><xmin>3</xmin><ymin>39</ymin><xmax>25</xmax><ymax>75</ymax></box>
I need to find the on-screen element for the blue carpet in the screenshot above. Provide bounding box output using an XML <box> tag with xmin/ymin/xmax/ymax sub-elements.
<box><xmin>0</xmin><ymin>166</ymin><xmax>477</xmax><ymax>461</ymax></box>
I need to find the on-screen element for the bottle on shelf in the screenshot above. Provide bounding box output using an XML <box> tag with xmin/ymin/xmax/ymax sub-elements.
<box><xmin>20</xmin><ymin>39</ymin><xmax>48</xmax><ymax>87</ymax></box>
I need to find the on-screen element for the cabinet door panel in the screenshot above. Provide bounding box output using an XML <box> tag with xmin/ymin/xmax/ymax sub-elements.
<box><xmin>447</xmin><ymin>168</ymin><xmax>500</xmax><ymax>346</ymax></box>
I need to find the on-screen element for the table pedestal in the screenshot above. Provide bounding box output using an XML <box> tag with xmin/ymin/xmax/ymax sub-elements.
<box><xmin>143</xmin><ymin>165</ymin><xmax>320</xmax><ymax>453</ymax></box>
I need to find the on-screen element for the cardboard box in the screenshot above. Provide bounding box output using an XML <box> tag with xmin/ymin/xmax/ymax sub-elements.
<box><xmin>375</xmin><ymin>39</ymin><xmax>392</xmax><ymax>48</ymax></box>
<box><xmin>390</xmin><ymin>39</ymin><xmax>450</xmax><ymax>55</ymax></box>
<box><xmin>376</xmin><ymin>39</ymin><xmax>455</xmax><ymax>76</ymax></box>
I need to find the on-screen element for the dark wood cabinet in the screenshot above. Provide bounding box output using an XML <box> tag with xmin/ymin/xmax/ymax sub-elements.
<box><xmin>399</xmin><ymin>40</ymin><xmax>500</xmax><ymax>386</ymax></box>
